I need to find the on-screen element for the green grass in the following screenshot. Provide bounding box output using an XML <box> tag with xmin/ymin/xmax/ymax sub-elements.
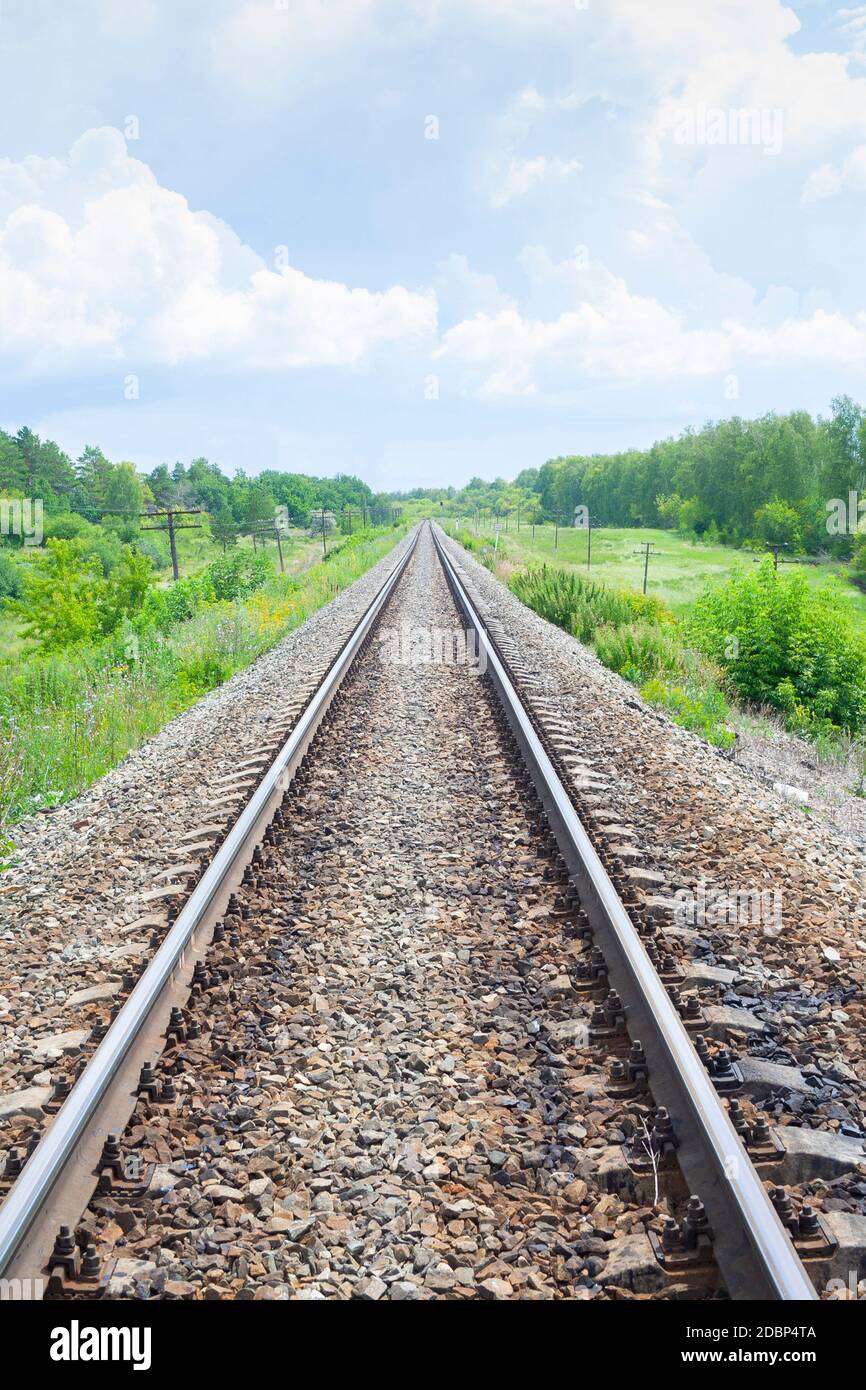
<box><xmin>449</xmin><ymin>521</ymin><xmax>866</xmax><ymax>636</ymax></box>
<box><xmin>0</xmin><ymin>526</ymin><xmax>406</xmax><ymax>834</ymax></box>
<box><xmin>0</xmin><ymin>527</ymin><xmax>363</xmax><ymax>662</ymax></box>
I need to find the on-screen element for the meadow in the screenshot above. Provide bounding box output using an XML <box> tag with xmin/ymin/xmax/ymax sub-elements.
<box><xmin>444</xmin><ymin>519</ymin><xmax>866</xmax><ymax>634</ymax></box>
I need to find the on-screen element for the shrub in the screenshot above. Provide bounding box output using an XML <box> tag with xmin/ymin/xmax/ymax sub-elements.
<box><xmin>138</xmin><ymin>573</ymin><xmax>213</xmax><ymax>632</ymax></box>
<box><xmin>593</xmin><ymin>620</ymin><xmax>686</xmax><ymax>684</ymax></box>
<box><xmin>687</xmin><ymin>557</ymin><xmax>866</xmax><ymax>731</ymax></box>
<box><xmin>753</xmin><ymin>500</ymin><xmax>803</xmax><ymax>552</ymax></box>
<box><xmin>0</xmin><ymin>549</ymin><xmax>22</xmax><ymax>600</ymax></box>
<box><xmin>206</xmin><ymin>549</ymin><xmax>273</xmax><ymax>600</ymax></box>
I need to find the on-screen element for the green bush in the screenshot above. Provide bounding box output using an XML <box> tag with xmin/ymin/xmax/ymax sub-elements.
<box><xmin>593</xmin><ymin>620</ymin><xmax>686</xmax><ymax>684</ymax></box>
<box><xmin>138</xmin><ymin>573</ymin><xmax>213</xmax><ymax>632</ymax></box>
<box><xmin>687</xmin><ymin>556</ymin><xmax>866</xmax><ymax>731</ymax></box>
<box><xmin>205</xmin><ymin>549</ymin><xmax>273</xmax><ymax>600</ymax></box>
<box><xmin>12</xmin><ymin>540</ymin><xmax>154</xmax><ymax>651</ymax></box>
<box><xmin>0</xmin><ymin>550</ymin><xmax>22</xmax><ymax>600</ymax></box>
<box><xmin>753</xmin><ymin>500</ymin><xmax>803</xmax><ymax>552</ymax></box>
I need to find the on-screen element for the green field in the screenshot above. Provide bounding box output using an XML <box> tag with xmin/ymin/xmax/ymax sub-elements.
<box><xmin>444</xmin><ymin>520</ymin><xmax>866</xmax><ymax>635</ymax></box>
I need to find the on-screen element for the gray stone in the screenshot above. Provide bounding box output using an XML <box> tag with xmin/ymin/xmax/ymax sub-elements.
<box><xmin>0</xmin><ymin>1084</ymin><xmax>52</xmax><ymax>1120</ymax></box>
<box><xmin>597</xmin><ymin>1231</ymin><xmax>666</xmax><ymax>1293</ymax></box>
<box><xmin>738</xmin><ymin>1057</ymin><xmax>808</xmax><ymax>1097</ymax></box>
<box><xmin>355</xmin><ymin>1276</ymin><xmax>387</xmax><ymax>1301</ymax></box>
<box><xmin>703</xmin><ymin>1004</ymin><xmax>766</xmax><ymax>1039</ymax></box>
<box><xmin>682</xmin><ymin>963</ymin><xmax>738</xmax><ymax>990</ymax></box>
<box><xmin>389</xmin><ymin>1280</ymin><xmax>421</xmax><ymax>1300</ymax></box>
<box><xmin>66</xmin><ymin>982</ymin><xmax>118</xmax><ymax>1007</ymax></box>
<box><xmin>776</xmin><ymin>1125</ymin><xmax>866</xmax><ymax>1182</ymax></box>
<box><xmin>27</xmin><ymin>1029</ymin><xmax>89</xmax><ymax>1061</ymax></box>
<box><xmin>818</xmin><ymin>1211</ymin><xmax>866</xmax><ymax>1285</ymax></box>
<box><xmin>478</xmin><ymin>1276</ymin><xmax>513</xmax><ymax>1298</ymax></box>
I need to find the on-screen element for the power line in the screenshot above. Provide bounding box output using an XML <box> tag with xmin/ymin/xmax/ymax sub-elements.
<box><xmin>139</xmin><ymin>507</ymin><xmax>203</xmax><ymax>581</ymax></box>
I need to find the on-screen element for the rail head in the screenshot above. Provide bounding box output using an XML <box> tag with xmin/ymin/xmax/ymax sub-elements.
<box><xmin>431</xmin><ymin>522</ymin><xmax>816</xmax><ymax>1302</ymax></box>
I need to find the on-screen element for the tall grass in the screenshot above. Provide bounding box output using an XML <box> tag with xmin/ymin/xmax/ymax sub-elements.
<box><xmin>0</xmin><ymin>528</ymin><xmax>405</xmax><ymax>830</ymax></box>
<box><xmin>510</xmin><ymin>565</ymin><xmax>672</xmax><ymax>642</ymax></box>
<box><xmin>506</xmin><ymin>562</ymin><xmax>734</xmax><ymax>748</ymax></box>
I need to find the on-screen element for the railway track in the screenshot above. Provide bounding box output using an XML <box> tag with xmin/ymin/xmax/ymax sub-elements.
<box><xmin>0</xmin><ymin>521</ymin><xmax>861</xmax><ymax>1300</ymax></box>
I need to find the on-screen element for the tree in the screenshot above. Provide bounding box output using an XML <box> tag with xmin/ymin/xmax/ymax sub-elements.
<box><xmin>753</xmin><ymin>500</ymin><xmax>803</xmax><ymax>551</ymax></box>
<box><xmin>147</xmin><ymin>464</ymin><xmax>177</xmax><ymax>508</ymax></box>
<box><xmin>13</xmin><ymin>539</ymin><xmax>153</xmax><ymax>651</ymax></box>
<box><xmin>98</xmin><ymin>550</ymin><xmax>153</xmax><ymax>633</ymax></box>
<box><xmin>102</xmin><ymin>462</ymin><xmax>143</xmax><ymax>539</ymax></box>
<box><xmin>211</xmin><ymin>505</ymin><xmax>238</xmax><ymax>552</ymax></box>
<box><xmin>245</xmin><ymin>484</ymin><xmax>274</xmax><ymax>541</ymax></box>
<box><xmin>656</xmin><ymin>493</ymin><xmax>683</xmax><ymax>528</ymax></box>
<box><xmin>14</xmin><ymin>540</ymin><xmax>105</xmax><ymax>649</ymax></box>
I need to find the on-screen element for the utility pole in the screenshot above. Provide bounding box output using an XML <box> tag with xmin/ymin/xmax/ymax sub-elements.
<box><xmin>765</xmin><ymin>542</ymin><xmax>787</xmax><ymax>571</ymax></box>
<box><xmin>634</xmin><ymin>540</ymin><xmax>657</xmax><ymax>595</ymax></box>
<box><xmin>319</xmin><ymin>508</ymin><xmax>328</xmax><ymax>557</ymax></box>
<box><xmin>253</xmin><ymin>521</ymin><xmax>288</xmax><ymax>573</ymax></box>
<box><xmin>139</xmin><ymin>507</ymin><xmax>203</xmax><ymax>581</ymax></box>
<box><xmin>574</xmin><ymin>510</ymin><xmax>594</xmax><ymax>570</ymax></box>
<box><xmin>554</xmin><ymin>513</ymin><xmax>560</xmax><ymax>551</ymax></box>
<box><xmin>753</xmin><ymin>542</ymin><xmax>809</xmax><ymax>575</ymax></box>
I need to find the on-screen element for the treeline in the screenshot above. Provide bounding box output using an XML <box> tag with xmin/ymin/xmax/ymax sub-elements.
<box><xmin>399</xmin><ymin>397</ymin><xmax>866</xmax><ymax>557</ymax></box>
<box><xmin>535</xmin><ymin>397</ymin><xmax>866</xmax><ymax>554</ymax></box>
<box><xmin>0</xmin><ymin>427</ymin><xmax>391</xmax><ymax>541</ymax></box>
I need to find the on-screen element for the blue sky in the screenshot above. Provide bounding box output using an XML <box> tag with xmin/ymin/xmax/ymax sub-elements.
<box><xmin>2</xmin><ymin>0</ymin><xmax>866</xmax><ymax>490</ymax></box>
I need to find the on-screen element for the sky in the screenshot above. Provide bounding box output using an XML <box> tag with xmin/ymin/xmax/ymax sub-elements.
<box><xmin>2</xmin><ymin>0</ymin><xmax>866</xmax><ymax>490</ymax></box>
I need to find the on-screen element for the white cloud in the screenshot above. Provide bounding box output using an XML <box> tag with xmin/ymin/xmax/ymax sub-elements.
<box><xmin>490</xmin><ymin>155</ymin><xmax>581</xmax><ymax>207</ymax></box>
<box><xmin>435</xmin><ymin>247</ymin><xmax>866</xmax><ymax>399</ymax></box>
<box><xmin>802</xmin><ymin>143</ymin><xmax>866</xmax><ymax>199</ymax></box>
<box><xmin>837</xmin><ymin>5</ymin><xmax>866</xmax><ymax>62</ymax></box>
<box><xmin>433</xmin><ymin>253</ymin><xmax>514</xmax><ymax>324</ymax></box>
<box><xmin>0</xmin><ymin>128</ymin><xmax>436</xmax><ymax>378</ymax></box>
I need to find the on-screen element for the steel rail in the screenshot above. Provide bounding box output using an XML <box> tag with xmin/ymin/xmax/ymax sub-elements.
<box><xmin>0</xmin><ymin>525</ymin><xmax>420</xmax><ymax>1281</ymax></box>
<box><xmin>431</xmin><ymin>523</ymin><xmax>816</xmax><ymax>1302</ymax></box>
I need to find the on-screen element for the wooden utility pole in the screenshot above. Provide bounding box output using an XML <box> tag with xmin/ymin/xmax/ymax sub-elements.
<box><xmin>253</xmin><ymin>521</ymin><xmax>288</xmax><ymax>572</ymax></box>
<box><xmin>765</xmin><ymin>543</ymin><xmax>787</xmax><ymax>571</ymax></box>
<box><xmin>319</xmin><ymin>508</ymin><xmax>328</xmax><ymax>557</ymax></box>
<box><xmin>554</xmin><ymin>513</ymin><xmax>560</xmax><ymax>551</ymax></box>
<box><xmin>139</xmin><ymin>507</ymin><xmax>203</xmax><ymax>581</ymax></box>
<box><xmin>753</xmin><ymin>542</ymin><xmax>813</xmax><ymax>575</ymax></box>
<box><xmin>634</xmin><ymin>540</ymin><xmax>657</xmax><ymax>595</ymax></box>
